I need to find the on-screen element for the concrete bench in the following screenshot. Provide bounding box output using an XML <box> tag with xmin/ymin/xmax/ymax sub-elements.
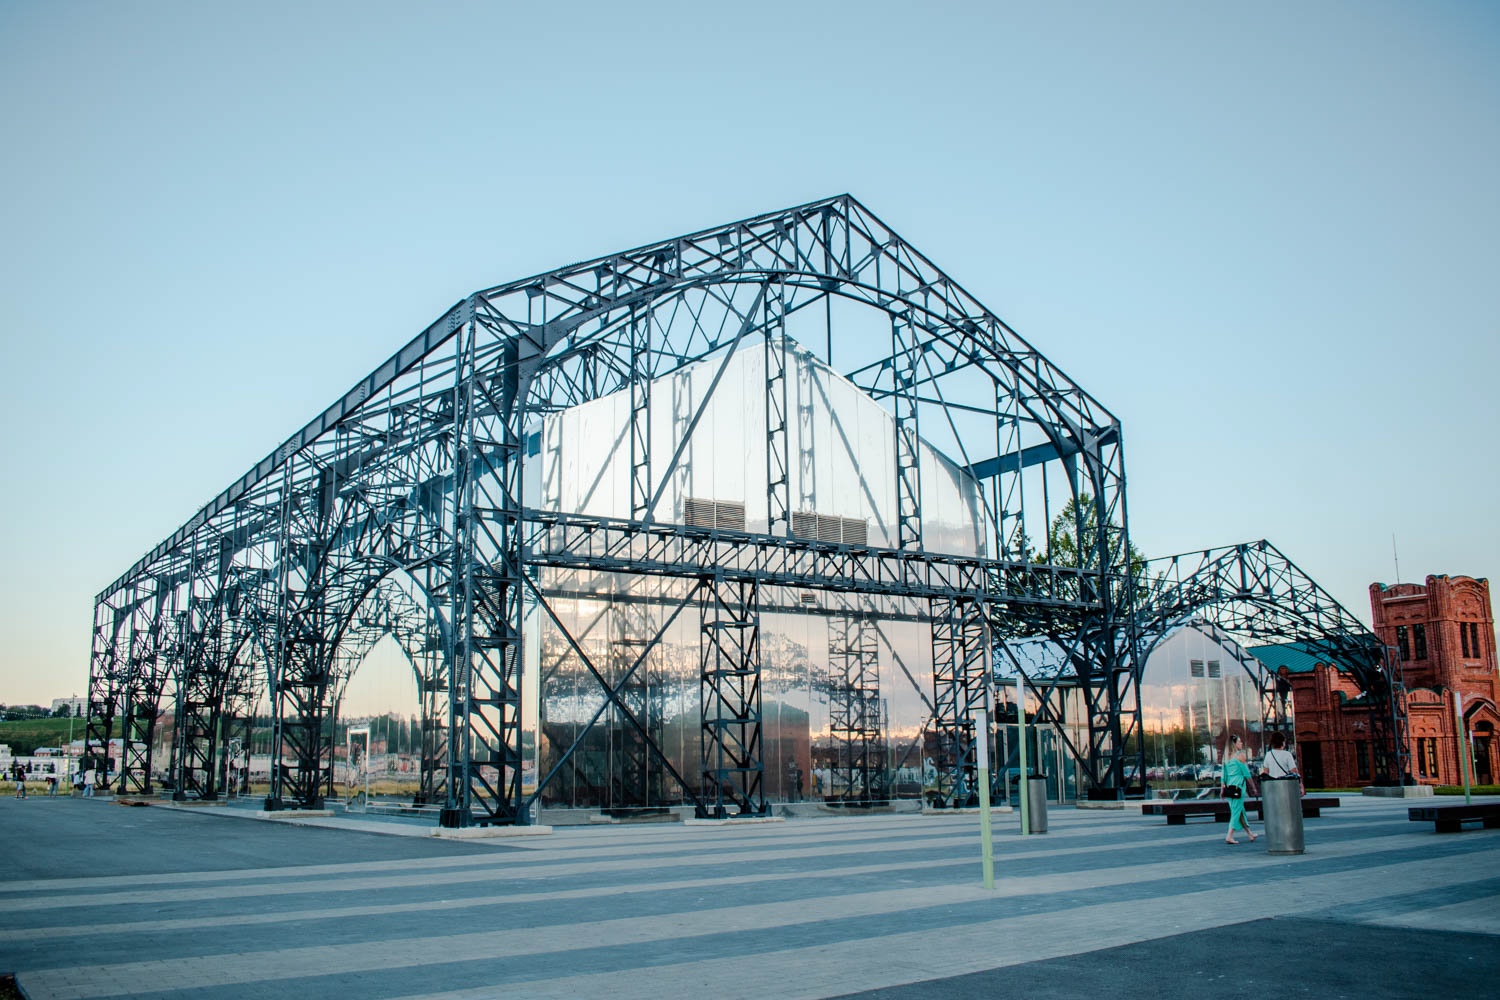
<box><xmin>1143</xmin><ymin>797</ymin><xmax>1340</xmax><ymax>825</ymax></box>
<box><xmin>1408</xmin><ymin>802</ymin><xmax>1500</xmax><ymax>833</ymax></box>
<box><xmin>1142</xmin><ymin>801</ymin><xmax>1229</xmax><ymax>824</ymax></box>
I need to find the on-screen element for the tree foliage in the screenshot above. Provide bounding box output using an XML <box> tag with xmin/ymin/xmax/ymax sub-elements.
<box><xmin>1042</xmin><ymin>493</ymin><xmax>1145</xmax><ymax>582</ymax></box>
<box><xmin>993</xmin><ymin>493</ymin><xmax>1148</xmax><ymax>645</ymax></box>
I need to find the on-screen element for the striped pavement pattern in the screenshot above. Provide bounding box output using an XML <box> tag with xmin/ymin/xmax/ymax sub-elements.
<box><xmin>2</xmin><ymin>798</ymin><xmax>1497</xmax><ymax>999</ymax></box>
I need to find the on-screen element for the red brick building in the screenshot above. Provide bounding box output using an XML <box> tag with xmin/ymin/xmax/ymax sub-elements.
<box><xmin>1252</xmin><ymin>575</ymin><xmax>1498</xmax><ymax>789</ymax></box>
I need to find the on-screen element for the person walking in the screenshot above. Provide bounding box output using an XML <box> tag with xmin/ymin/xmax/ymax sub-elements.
<box><xmin>1222</xmin><ymin>734</ymin><xmax>1258</xmax><ymax>845</ymax></box>
<box><xmin>13</xmin><ymin>765</ymin><xmax>26</xmax><ymax>799</ymax></box>
<box><xmin>83</xmin><ymin>766</ymin><xmax>96</xmax><ymax>798</ymax></box>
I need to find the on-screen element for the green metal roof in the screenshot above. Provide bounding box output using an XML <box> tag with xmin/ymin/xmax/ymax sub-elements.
<box><xmin>1247</xmin><ymin>641</ymin><xmax>1351</xmax><ymax>675</ymax></box>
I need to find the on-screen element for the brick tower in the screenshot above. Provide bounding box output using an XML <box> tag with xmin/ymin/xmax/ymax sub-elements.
<box><xmin>1371</xmin><ymin>575</ymin><xmax>1498</xmax><ymax>786</ymax></box>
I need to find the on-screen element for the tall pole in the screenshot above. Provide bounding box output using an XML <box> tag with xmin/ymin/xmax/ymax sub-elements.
<box><xmin>1455</xmin><ymin>694</ymin><xmax>1472</xmax><ymax>805</ymax></box>
<box><xmin>1017</xmin><ymin>678</ymin><xmax>1030</xmax><ymax>836</ymax></box>
<box><xmin>975</xmin><ymin>707</ymin><xmax>994</xmax><ymax>890</ymax></box>
<box><xmin>67</xmin><ymin>696</ymin><xmax>76</xmax><ymax>791</ymax></box>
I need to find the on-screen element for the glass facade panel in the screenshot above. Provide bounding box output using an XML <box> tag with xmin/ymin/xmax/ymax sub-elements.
<box><xmin>524</xmin><ymin>341</ymin><xmax>993</xmax><ymax>809</ymax></box>
<box><xmin>1137</xmin><ymin>627</ymin><xmax>1269</xmax><ymax>791</ymax></box>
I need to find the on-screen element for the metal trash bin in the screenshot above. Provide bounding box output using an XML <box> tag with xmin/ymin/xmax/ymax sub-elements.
<box><xmin>1025</xmin><ymin>775</ymin><xmax>1049</xmax><ymax>834</ymax></box>
<box><xmin>1260</xmin><ymin>776</ymin><xmax>1304</xmax><ymax>855</ymax></box>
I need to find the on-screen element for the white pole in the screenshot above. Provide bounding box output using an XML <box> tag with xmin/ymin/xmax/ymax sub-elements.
<box><xmin>67</xmin><ymin>696</ymin><xmax>76</xmax><ymax>788</ymax></box>
<box><xmin>975</xmin><ymin>708</ymin><xmax>994</xmax><ymax>889</ymax></box>
<box><xmin>1455</xmin><ymin>694</ymin><xmax>1472</xmax><ymax>805</ymax></box>
<box><xmin>1017</xmin><ymin>678</ymin><xmax>1030</xmax><ymax>836</ymax></box>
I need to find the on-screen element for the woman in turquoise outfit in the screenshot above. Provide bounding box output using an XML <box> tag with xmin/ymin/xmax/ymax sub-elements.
<box><xmin>1222</xmin><ymin>734</ymin><xmax>1259</xmax><ymax>844</ymax></box>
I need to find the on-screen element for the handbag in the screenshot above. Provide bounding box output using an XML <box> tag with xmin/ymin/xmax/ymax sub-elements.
<box><xmin>1222</xmin><ymin>783</ymin><xmax>1242</xmax><ymax>799</ymax></box>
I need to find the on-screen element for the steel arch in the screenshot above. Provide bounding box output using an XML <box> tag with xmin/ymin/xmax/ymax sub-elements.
<box><xmin>1135</xmin><ymin>539</ymin><xmax>1407</xmax><ymax>785</ymax></box>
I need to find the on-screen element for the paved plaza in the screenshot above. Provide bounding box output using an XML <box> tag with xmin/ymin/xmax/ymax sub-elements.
<box><xmin>1</xmin><ymin>794</ymin><xmax>1496</xmax><ymax>999</ymax></box>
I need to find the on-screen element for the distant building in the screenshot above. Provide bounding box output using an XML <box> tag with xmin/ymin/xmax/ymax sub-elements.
<box><xmin>1252</xmin><ymin>575</ymin><xmax>1498</xmax><ymax>788</ymax></box>
<box><xmin>1</xmin><ymin>748</ymin><xmax>76</xmax><ymax>779</ymax></box>
<box><xmin>50</xmin><ymin>697</ymin><xmax>86</xmax><ymax>717</ymax></box>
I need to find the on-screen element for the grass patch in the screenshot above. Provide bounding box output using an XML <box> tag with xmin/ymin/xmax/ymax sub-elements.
<box><xmin>1436</xmin><ymin>785</ymin><xmax>1500</xmax><ymax>796</ymax></box>
<box><xmin>0</xmin><ymin>718</ymin><xmax>103</xmax><ymax>755</ymax></box>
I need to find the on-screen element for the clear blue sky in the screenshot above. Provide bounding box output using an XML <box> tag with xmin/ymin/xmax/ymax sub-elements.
<box><xmin>2</xmin><ymin>1</ymin><xmax>1496</xmax><ymax>706</ymax></box>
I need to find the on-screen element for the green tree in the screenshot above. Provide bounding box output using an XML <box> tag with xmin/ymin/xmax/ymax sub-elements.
<box><xmin>1043</xmin><ymin>493</ymin><xmax>1146</xmax><ymax>585</ymax></box>
<box><xmin>996</xmin><ymin>493</ymin><xmax>1148</xmax><ymax>643</ymax></box>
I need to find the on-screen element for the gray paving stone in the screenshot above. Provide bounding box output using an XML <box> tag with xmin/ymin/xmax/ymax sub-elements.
<box><xmin>1</xmin><ymin>795</ymin><xmax>1495</xmax><ymax>999</ymax></box>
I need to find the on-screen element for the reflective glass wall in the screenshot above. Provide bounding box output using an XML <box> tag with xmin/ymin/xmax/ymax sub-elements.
<box><xmin>531</xmin><ymin>579</ymin><xmax>944</xmax><ymax>809</ymax></box>
<box><xmin>1137</xmin><ymin>627</ymin><xmax>1269</xmax><ymax>790</ymax></box>
<box><xmin>991</xmin><ymin>677</ymin><xmax>1089</xmax><ymax>805</ymax></box>
<box><xmin>525</xmin><ymin>342</ymin><xmax>990</xmax><ymax>809</ymax></box>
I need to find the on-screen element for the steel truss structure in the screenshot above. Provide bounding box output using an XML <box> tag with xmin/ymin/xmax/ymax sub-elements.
<box><xmin>1132</xmin><ymin>540</ymin><xmax>1408</xmax><ymax>784</ymax></box>
<box><xmin>827</xmin><ymin>613</ymin><xmax>882</xmax><ymax>804</ymax></box>
<box><xmin>89</xmin><ymin>195</ymin><xmax>1140</xmax><ymax>826</ymax></box>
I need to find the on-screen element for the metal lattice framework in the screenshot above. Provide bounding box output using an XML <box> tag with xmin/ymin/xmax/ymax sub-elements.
<box><xmin>326</xmin><ymin>578</ymin><xmax>451</xmax><ymax>804</ymax></box>
<box><xmin>827</xmin><ymin>613</ymin><xmax>883</xmax><ymax>804</ymax></box>
<box><xmin>88</xmin><ymin>195</ymin><xmax>1139</xmax><ymax>824</ymax></box>
<box><xmin>1134</xmin><ymin>540</ymin><xmax>1407</xmax><ymax>784</ymax></box>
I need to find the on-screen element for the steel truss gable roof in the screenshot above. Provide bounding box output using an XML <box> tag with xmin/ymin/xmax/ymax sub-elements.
<box><xmin>103</xmin><ymin>193</ymin><xmax>1125</xmax><ymax>602</ymax></box>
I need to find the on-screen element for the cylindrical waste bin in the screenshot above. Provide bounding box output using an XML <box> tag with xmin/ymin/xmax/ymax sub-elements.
<box><xmin>1260</xmin><ymin>776</ymin><xmax>1304</xmax><ymax>854</ymax></box>
<box><xmin>1025</xmin><ymin>775</ymin><xmax>1049</xmax><ymax>834</ymax></box>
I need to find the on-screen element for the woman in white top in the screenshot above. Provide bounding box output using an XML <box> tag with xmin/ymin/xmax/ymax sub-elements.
<box><xmin>1261</xmin><ymin>731</ymin><xmax>1303</xmax><ymax>794</ymax></box>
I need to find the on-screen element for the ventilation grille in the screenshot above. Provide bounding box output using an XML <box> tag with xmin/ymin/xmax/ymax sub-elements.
<box><xmin>792</xmin><ymin>510</ymin><xmax>868</xmax><ymax>545</ymax></box>
<box><xmin>684</xmin><ymin>497</ymin><xmax>745</xmax><ymax>532</ymax></box>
